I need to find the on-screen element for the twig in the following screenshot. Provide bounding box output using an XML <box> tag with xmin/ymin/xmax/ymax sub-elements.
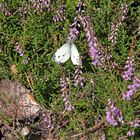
<box><xmin>25</xmin><ymin>72</ymin><xmax>34</xmax><ymax>93</ymax></box>
<box><xmin>2</xmin><ymin>123</ymin><xmax>19</xmax><ymax>139</ymax></box>
<box><xmin>68</xmin><ymin>120</ymin><xmax>106</xmax><ymax>138</ymax></box>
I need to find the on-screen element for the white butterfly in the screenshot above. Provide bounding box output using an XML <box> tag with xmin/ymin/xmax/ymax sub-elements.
<box><xmin>53</xmin><ymin>42</ymin><xmax>81</xmax><ymax>65</ymax></box>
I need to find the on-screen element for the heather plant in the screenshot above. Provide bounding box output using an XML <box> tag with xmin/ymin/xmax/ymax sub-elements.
<box><xmin>0</xmin><ymin>0</ymin><xmax>140</xmax><ymax>139</ymax></box>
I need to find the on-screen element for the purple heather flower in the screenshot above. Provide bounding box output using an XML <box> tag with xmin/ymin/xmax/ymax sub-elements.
<box><xmin>122</xmin><ymin>77</ymin><xmax>140</xmax><ymax>100</ymax></box>
<box><xmin>14</xmin><ymin>42</ymin><xmax>29</xmax><ymax>64</ymax></box>
<box><xmin>127</xmin><ymin>119</ymin><xmax>140</xmax><ymax>127</ymax></box>
<box><xmin>109</xmin><ymin>22</ymin><xmax>118</xmax><ymax>45</ymax></box>
<box><xmin>60</xmin><ymin>77</ymin><xmax>74</xmax><ymax>111</ymax></box>
<box><xmin>109</xmin><ymin>3</ymin><xmax>128</xmax><ymax>45</ymax></box>
<box><xmin>122</xmin><ymin>57</ymin><xmax>135</xmax><ymax>80</ymax></box>
<box><xmin>31</xmin><ymin>0</ymin><xmax>51</xmax><ymax>13</ymax></box>
<box><xmin>67</xmin><ymin>25</ymin><xmax>79</xmax><ymax>42</ymax></box>
<box><xmin>67</xmin><ymin>0</ymin><xmax>85</xmax><ymax>42</ymax></box>
<box><xmin>79</xmin><ymin>15</ymin><xmax>101</xmax><ymax>66</ymax></box>
<box><xmin>67</xmin><ymin>17</ymin><xmax>80</xmax><ymax>42</ymax></box>
<box><xmin>106</xmin><ymin>99</ymin><xmax>124</xmax><ymax>126</ymax></box>
<box><xmin>14</xmin><ymin>42</ymin><xmax>24</xmax><ymax>57</ymax></box>
<box><xmin>53</xmin><ymin>5</ymin><xmax>65</xmax><ymax>23</ymax></box>
<box><xmin>44</xmin><ymin>113</ymin><xmax>53</xmax><ymax>129</ymax></box>
<box><xmin>18</xmin><ymin>5</ymin><xmax>28</xmax><ymax>17</ymax></box>
<box><xmin>64</xmin><ymin>100</ymin><xmax>74</xmax><ymax>111</ymax></box>
<box><xmin>89</xmin><ymin>46</ymin><xmax>101</xmax><ymax>66</ymax></box>
<box><xmin>121</xmin><ymin>3</ymin><xmax>128</xmax><ymax>22</ymax></box>
<box><xmin>79</xmin><ymin>15</ymin><xmax>117</xmax><ymax>69</ymax></box>
<box><xmin>74</xmin><ymin>65</ymin><xmax>84</xmax><ymax>87</ymax></box>
<box><xmin>127</xmin><ymin>131</ymin><xmax>135</xmax><ymax>137</ymax></box>
<box><xmin>22</xmin><ymin>58</ymin><xmax>30</xmax><ymax>64</ymax></box>
<box><xmin>0</xmin><ymin>2</ymin><xmax>12</xmax><ymax>17</ymax></box>
<box><xmin>76</xmin><ymin>0</ymin><xmax>85</xmax><ymax>14</ymax></box>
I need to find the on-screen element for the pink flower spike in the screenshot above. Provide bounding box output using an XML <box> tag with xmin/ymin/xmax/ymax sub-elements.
<box><xmin>106</xmin><ymin>99</ymin><xmax>123</xmax><ymax>126</ymax></box>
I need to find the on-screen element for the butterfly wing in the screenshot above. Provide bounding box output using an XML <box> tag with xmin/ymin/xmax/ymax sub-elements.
<box><xmin>71</xmin><ymin>43</ymin><xmax>81</xmax><ymax>65</ymax></box>
<box><xmin>53</xmin><ymin>43</ymin><xmax>71</xmax><ymax>64</ymax></box>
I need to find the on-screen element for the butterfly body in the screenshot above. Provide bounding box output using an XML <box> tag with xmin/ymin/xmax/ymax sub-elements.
<box><xmin>53</xmin><ymin>43</ymin><xmax>80</xmax><ymax>65</ymax></box>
